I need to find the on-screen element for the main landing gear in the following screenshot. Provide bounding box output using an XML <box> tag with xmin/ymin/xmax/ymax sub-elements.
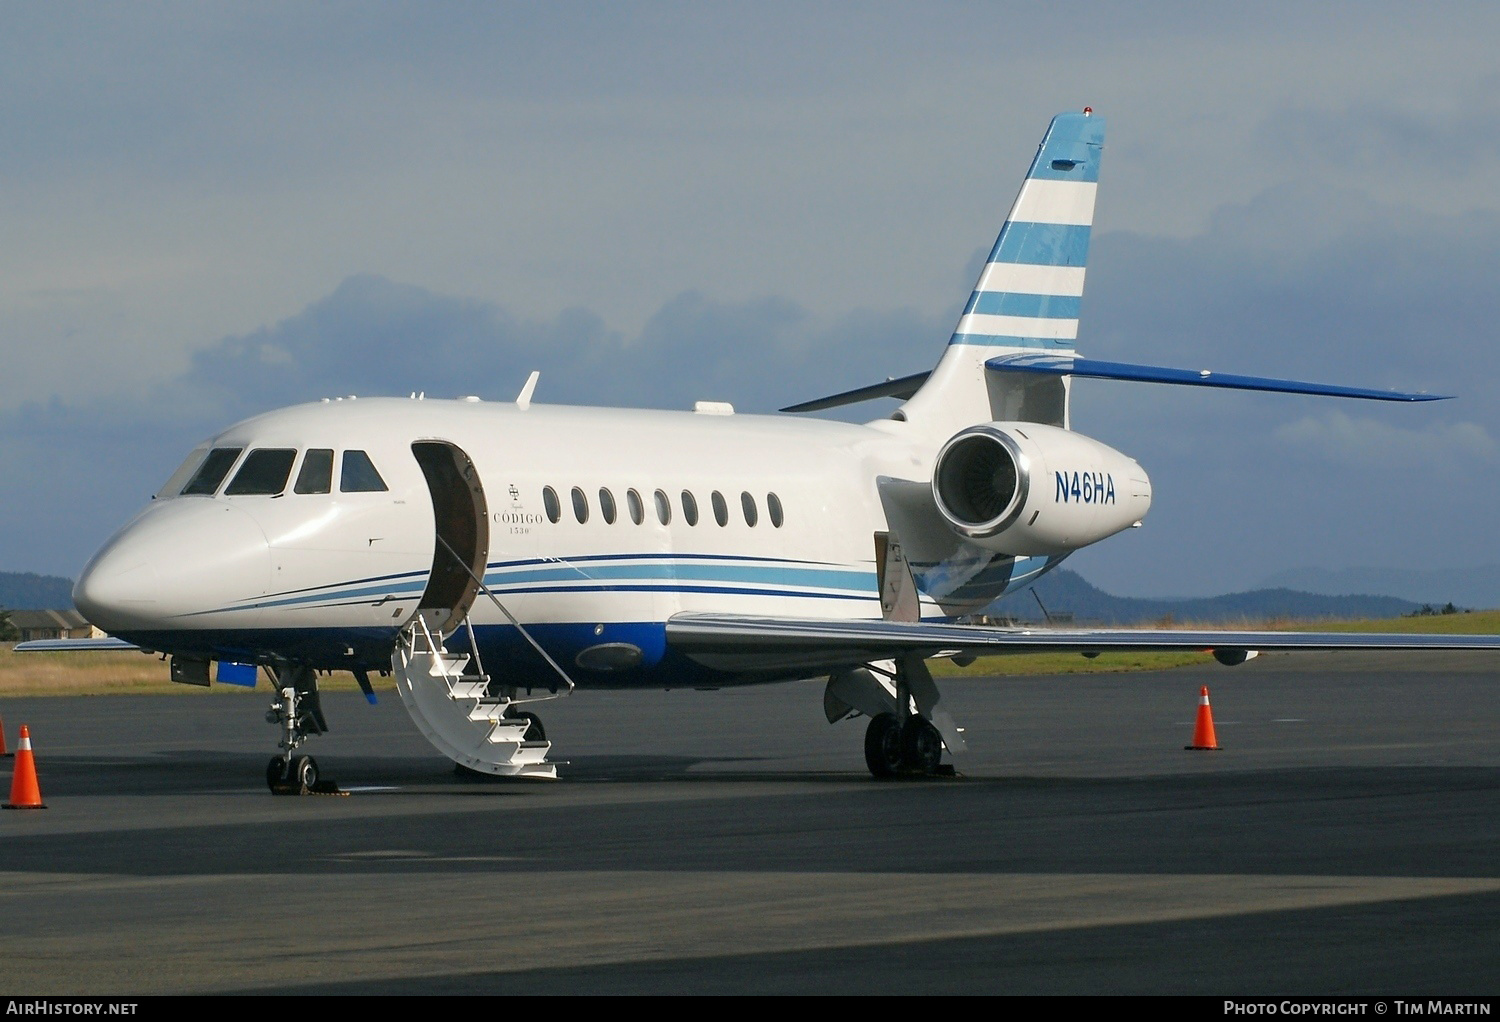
<box><xmin>863</xmin><ymin>713</ymin><xmax>945</xmax><ymax>777</ymax></box>
<box><xmin>827</xmin><ymin>653</ymin><xmax>965</xmax><ymax>779</ymax></box>
<box><xmin>264</xmin><ymin>665</ymin><xmax>333</xmax><ymax>795</ymax></box>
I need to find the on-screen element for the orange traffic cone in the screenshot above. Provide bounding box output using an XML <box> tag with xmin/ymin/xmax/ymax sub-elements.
<box><xmin>5</xmin><ymin>725</ymin><xmax>46</xmax><ymax>809</ymax></box>
<box><xmin>0</xmin><ymin>715</ymin><xmax>10</xmax><ymax>757</ymax></box>
<box><xmin>1185</xmin><ymin>686</ymin><xmax>1221</xmax><ymax>751</ymax></box>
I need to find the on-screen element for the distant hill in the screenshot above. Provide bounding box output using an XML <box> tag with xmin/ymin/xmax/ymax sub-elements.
<box><xmin>0</xmin><ymin>572</ymin><xmax>76</xmax><ymax>611</ymax></box>
<box><xmin>990</xmin><ymin>568</ymin><xmax>1419</xmax><ymax>625</ymax></box>
<box><xmin>1256</xmin><ymin>566</ymin><xmax>1500</xmax><ymax>610</ymax></box>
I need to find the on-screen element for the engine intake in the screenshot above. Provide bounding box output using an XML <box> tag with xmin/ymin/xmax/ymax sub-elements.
<box><xmin>932</xmin><ymin>427</ymin><xmax>1028</xmax><ymax>540</ymax></box>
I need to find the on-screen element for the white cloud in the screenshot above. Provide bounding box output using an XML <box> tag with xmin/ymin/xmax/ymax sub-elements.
<box><xmin>1274</xmin><ymin>410</ymin><xmax>1496</xmax><ymax>468</ymax></box>
<box><xmin>6</xmin><ymin>3</ymin><xmax>1500</xmax><ymax>593</ymax></box>
<box><xmin>5</xmin><ymin>3</ymin><xmax>1500</xmax><ymax>414</ymax></box>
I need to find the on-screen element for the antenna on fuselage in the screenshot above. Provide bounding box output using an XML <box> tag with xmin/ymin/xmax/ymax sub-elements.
<box><xmin>515</xmin><ymin>371</ymin><xmax>540</xmax><ymax>410</ymax></box>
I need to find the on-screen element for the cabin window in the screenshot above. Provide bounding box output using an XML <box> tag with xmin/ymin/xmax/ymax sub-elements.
<box><xmin>599</xmin><ymin>487</ymin><xmax>617</xmax><ymax>525</ymax></box>
<box><xmin>571</xmin><ymin>486</ymin><xmax>589</xmax><ymax>523</ymax></box>
<box><xmin>543</xmin><ymin>486</ymin><xmax>561</xmax><ymax>523</ymax></box>
<box><xmin>711</xmin><ymin>490</ymin><xmax>728</xmax><ymax>527</ymax></box>
<box><xmin>627</xmin><ymin>488</ymin><xmax>644</xmax><ymax>525</ymax></box>
<box><xmin>340</xmin><ymin>450</ymin><xmax>388</xmax><ymax>492</ymax></box>
<box><xmin>654</xmin><ymin>489</ymin><xmax>671</xmax><ymax>525</ymax></box>
<box><xmin>681</xmin><ymin>490</ymin><xmax>699</xmax><ymax>526</ymax></box>
<box><xmin>741</xmin><ymin>491</ymin><xmax>758</xmax><ymax>527</ymax></box>
<box><xmin>181</xmin><ymin>447</ymin><xmax>243</xmax><ymax>496</ymax></box>
<box><xmin>225</xmin><ymin>449</ymin><xmax>297</xmax><ymax>496</ymax></box>
<box><xmin>158</xmin><ymin>447</ymin><xmax>208</xmax><ymax>499</ymax></box>
<box><xmin>767</xmin><ymin>492</ymin><xmax>784</xmax><ymax>528</ymax></box>
<box><xmin>294</xmin><ymin>449</ymin><xmax>334</xmax><ymax>494</ymax></box>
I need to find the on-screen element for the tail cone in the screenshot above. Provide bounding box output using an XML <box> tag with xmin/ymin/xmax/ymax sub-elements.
<box><xmin>5</xmin><ymin>725</ymin><xmax>46</xmax><ymax>809</ymax></box>
<box><xmin>1185</xmin><ymin>686</ymin><xmax>1221</xmax><ymax>751</ymax></box>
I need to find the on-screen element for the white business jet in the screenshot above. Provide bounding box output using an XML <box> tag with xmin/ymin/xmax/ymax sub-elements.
<box><xmin>23</xmin><ymin>110</ymin><xmax>1500</xmax><ymax>790</ymax></box>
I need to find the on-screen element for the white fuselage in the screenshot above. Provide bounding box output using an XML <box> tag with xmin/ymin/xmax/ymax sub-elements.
<box><xmin>74</xmin><ymin>396</ymin><xmax>1088</xmax><ymax>687</ymax></box>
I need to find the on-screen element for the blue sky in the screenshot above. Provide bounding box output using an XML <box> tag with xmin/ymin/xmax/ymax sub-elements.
<box><xmin>3</xmin><ymin>3</ymin><xmax>1498</xmax><ymax>596</ymax></box>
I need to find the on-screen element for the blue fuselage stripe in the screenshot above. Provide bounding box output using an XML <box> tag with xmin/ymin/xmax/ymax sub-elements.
<box><xmin>213</xmin><ymin>557</ymin><xmax>881</xmax><ymax>614</ymax></box>
<box><xmin>483</xmin><ymin>562</ymin><xmax>875</xmax><ymax>591</ymax></box>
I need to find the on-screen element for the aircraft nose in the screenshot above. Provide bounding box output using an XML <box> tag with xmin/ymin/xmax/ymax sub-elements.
<box><xmin>75</xmin><ymin>502</ymin><xmax>272</xmax><ymax>632</ymax></box>
<box><xmin>73</xmin><ymin>559</ymin><xmax>161</xmax><ymax>621</ymax></box>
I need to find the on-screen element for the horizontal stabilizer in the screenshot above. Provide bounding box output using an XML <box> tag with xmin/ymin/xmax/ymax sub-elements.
<box><xmin>987</xmin><ymin>354</ymin><xmax>1450</xmax><ymax>402</ymax></box>
<box><xmin>13</xmin><ymin>637</ymin><xmax>141</xmax><ymax>653</ymax></box>
<box><xmin>781</xmin><ymin>371</ymin><xmax>931</xmax><ymax>413</ymax></box>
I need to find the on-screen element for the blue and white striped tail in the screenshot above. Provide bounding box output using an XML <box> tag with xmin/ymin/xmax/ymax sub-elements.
<box><xmin>949</xmin><ymin>111</ymin><xmax>1103</xmax><ymax>350</ymax></box>
<box><xmin>897</xmin><ymin>111</ymin><xmax>1105</xmax><ymax>439</ymax></box>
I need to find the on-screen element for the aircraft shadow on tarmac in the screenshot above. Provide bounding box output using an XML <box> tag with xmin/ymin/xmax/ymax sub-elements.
<box><xmin>217</xmin><ymin>888</ymin><xmax>1500</xmax><ymax>997</ymax></box>
<box><xmin>7</xmin><ymin>761</ymin><xmax>1499</xmax><ymax>882</ymax></box>
<box><xmin>35</xmin><ymin>750</ymin><xmax>833</xmax><ymax>794</ymax></box>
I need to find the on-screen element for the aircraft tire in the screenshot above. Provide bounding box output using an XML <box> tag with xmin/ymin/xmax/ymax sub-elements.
<box><xmin>864</xmin><ymin>713</ymin><xmax>904</xmax><ymax>778</ymax></box>
<box><xmin>509</xmin><ymin>709</ymin><xmax>546</xmax><ymax>743</ymax></box>
<box><xmin>266</xmin><ymin>755</ymin><xmax>287</xmax><ymax>792</ymax></box>
<box><xmin>901</xmin><ymin>719</ymin><xmax>943</xmax><ymax>775</ymax></box>
<box><xmin>520</xmin><ymin>712</ymin><xmax>545</xmax><ymax>743</ymax></box>
<box><xmin>293</xmin><ymin>755</ymin><xmax>318</xmax><ymax>793</ymax></box>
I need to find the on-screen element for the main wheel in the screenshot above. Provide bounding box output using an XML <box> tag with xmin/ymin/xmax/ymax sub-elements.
<box><xmin>517</xmin><ymin>711</ymin><xmax>545</xmax><ymax>743</ymax></box>
<box><xmin>266</xmin><ymin>755</ymin><xmax>288</xmax><ymax>791</ymax></box>
<box><xmin>292</xmin><ymin>755</ymin><xmax>319</xmax><ymax>792</ymax></box>
<box><xmin>863</xmin><ymin>713</ymin><xmax>904</xmax><ymax>778</ymax></box>
<box><xmin>505</xmin><ymin>707</ymin><xmax>546</xmax><ymax>742</ymax></box>
<box><xmin>901</xmin><ymin>719</ymin><xmax>944</xmax><ymax>775</ymax></box>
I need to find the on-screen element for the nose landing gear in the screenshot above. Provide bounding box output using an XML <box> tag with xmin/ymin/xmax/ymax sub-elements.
<box><xmin>264</xmin><ymin>665</ymin><xmax>338</xmax><ymax>795</ymax></box>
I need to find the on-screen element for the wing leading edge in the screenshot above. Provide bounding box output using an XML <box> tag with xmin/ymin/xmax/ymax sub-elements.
<box><xmin>665</xmin><ymin>612</ymin><xmax>1500</xmax><ymax>675</ymax></box>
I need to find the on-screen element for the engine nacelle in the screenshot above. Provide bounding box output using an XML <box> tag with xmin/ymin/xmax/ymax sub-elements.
<box><xmin>932</xmin><ymin>422</ymin><xmax>1152</xmax><ymax>555</ymax></box>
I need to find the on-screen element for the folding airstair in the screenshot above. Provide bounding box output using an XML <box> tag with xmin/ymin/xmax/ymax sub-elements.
<box><xmin>392</xmin><ymin>614</ymin><xmax>560</xmax><ymax>778</ymax></box>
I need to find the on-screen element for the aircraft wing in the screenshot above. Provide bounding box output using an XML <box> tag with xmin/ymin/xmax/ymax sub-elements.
<box><xmin>13</xmin><ymin>637</ymin><xmax>142</xmax><ymax>653</ymax></box>
<box><xmin>665</xmin><ymin>613</ymin><xmax>1500</xmax><ymax>674</ymax></box>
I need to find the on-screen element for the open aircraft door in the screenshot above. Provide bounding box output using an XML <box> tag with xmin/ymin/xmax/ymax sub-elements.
<box><xmin>409</xmin><ymin>440</ymin><xmax>489</xmax><ymax>632</ymax></box>
<box><xmin>393</xmin><ymin>441</ymin><xmax>559</xmax><ymax>777</ymax></box>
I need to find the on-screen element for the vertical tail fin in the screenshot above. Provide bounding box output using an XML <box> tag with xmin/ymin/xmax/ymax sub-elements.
<box><xmin>900</xmin><ymin>111</ymin><xmax>1104</xmax><ymax>437</ymax></box>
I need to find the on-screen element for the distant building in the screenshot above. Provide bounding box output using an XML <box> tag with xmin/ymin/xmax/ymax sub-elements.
<box><xmin>9</xmin><ymin>609</ymin><xmax>104</xmax><ymax>643</ymax></box>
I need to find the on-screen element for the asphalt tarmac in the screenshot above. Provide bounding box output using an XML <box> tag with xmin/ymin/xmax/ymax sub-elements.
<box><xmin>1</xmin><ymin>650</ymin><xmax>1498</xmax><ymax>995</ymax></box>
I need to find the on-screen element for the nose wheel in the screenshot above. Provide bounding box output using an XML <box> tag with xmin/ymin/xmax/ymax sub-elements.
<box><xmin>266</xmin><ymin>754</ymin><xmax>321</xmax><ymax>794</ymax></box>
<box><xmin>264</xmin><ymin>665</ymin><xmax>337</xmax><ymax>795</ymax></box>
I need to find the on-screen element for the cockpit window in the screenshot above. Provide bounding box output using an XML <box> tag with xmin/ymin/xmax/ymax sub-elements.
<box><xmin>157</xmin><ymin>447</ymin><xmax>208</xmax><ymax>499</ymax></box>
<box><xmin>340</xmin><ymin>450</ymin><xmax>388</xmax><ymax>492</ymax></box>
<box><xmin>294</xmin><ymin>449</ymin><xmax>334</xmax><ymax>494</ymax></box>
<box><xmin>180</xmin><ymin>448</ymin><xmax>243</xmax><ymax>496</ymax></box>
<box><xmin>225</xmin><ymin>449</ymin><xmax>297</xmax><ymax>496</ymax></box>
